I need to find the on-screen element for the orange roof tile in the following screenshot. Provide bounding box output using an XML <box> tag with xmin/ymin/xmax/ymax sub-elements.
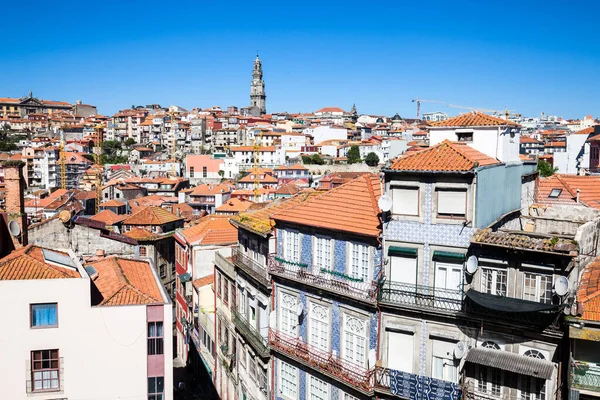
<box><xmin>273</xmin><ymin>174</ymin><xmax>381</xmax><ymax>237</ymax></box>
<box><xmin>577</xmin><ymin>257</ymin><xmax>600</xmax><ymax>321</ymax></box>
<box><xmin>239</xmin><ymin>173</ymin><xmax>278</xmax><ymax>184</ymax></box>
<box><xmin>122</xmin><ymin>206</ymin><xmax>183</xmax><ymax>226</ymax></box>
<box><xmin>388</xmin><ymin>140</ymin><xmax>499</xmax><ymax>172</ymax></box>
<box><xmin>0</xmin><ymin>245</ymin><xmax>81</xmax><ymax>280</ymax></box>
<box><xmin>537</xmin><ymin>174</ymin><xmax>600</xmax><ymax>210</ymax></box>
<box><xmin>179</xmin><ymin>215</ymin><xmax>237</xmax><ymax>245</ymax></box>
<box><xmin>123</xmin><ymin>228</ymin><xmax>160</xmax><ymax>241</ymax></box>
<box><xmin>90</xmin><ymin>210</ymin><xmax>128</xmax><ymax>225</ymax></box>
<box><xmin>89</xmin><ymin>256</ymin><xmax>163</xmax><ymax>306</ymax></box>
<box><xmin>573</xmin><ymin>126</ymin><xmax>598</xmax><ymax>135</ymax></box>
<box><xmin>193</xmin><ymin>274</ymin><xmax>215</xmax><ymax>290</ymax></box>
<box><xmin>215</xmin><ymin>198</ymin><xmax>254</xmax><ymax>213</ymax></box>
<box><xmin>430</xmin><ymin>111</ymin><xmax>519</xmax><ymax>127</ymax></box>
<box><xmin>100</xmin><ymin>199</ymin><xmax>126</xmax><ymax>207</ymax></box>
<box><xmin>230</xmin><ymin>146</ymin><xmax>276</xmax><ymax>152</ymax></box>
<box><xmin>315</xmin><ymin>107</ymin><xmax>345</xmax><ymax>113</ymax></box>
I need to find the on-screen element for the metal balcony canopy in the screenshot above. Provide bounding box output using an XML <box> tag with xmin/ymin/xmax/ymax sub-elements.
<box><xmin>465</xmin><ymin>289</ymin><xmax>559</xmax><ymax>313</ymax></box>
<box><xmin>465</xmin><ymin>347</ymin><xmax>554</xmax><ymax>380</ymax></box>
<box><xmin>432</xmin><ymin>250</ymin><xmax>466</xmax><ymax>262</ymax></box>
<box><xmin>388</xmin><ymin>246</ymin><xmax>417</xmax><ymax>257</ymax></box>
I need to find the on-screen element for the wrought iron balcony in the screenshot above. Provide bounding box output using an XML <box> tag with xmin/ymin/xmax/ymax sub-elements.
<box><xmin>268</xmin><ymin>256</ymin><xmax>379</xmax><ymax>305</ymax></box>
<box><xmin>378</xmin><ymin>281</ymin><xmax>464</xmax><ymax>312</ymax></box>
<box><xmin>268</xmin><ymin>329</ymin><xmax>373</xmax><ymax>394</ymax></box>
<box><xmin>232</xmin><ymin>248</ymin><xmax>269</xmax><ymax>287</ymax></box>
<box><xmin>232</xmin><ymin>308</ymin><xmax>269</xmax><ymax>358</ymax></box>
<box><xmin>572</xmin><ymin>362</ymin><xmax>600</xmax><ymax>392</ymax></box>
<box><xmin>461</xmin><ymin>381</ymin><xmax>517</xmax><ymax>400</ymax></box>
<box><xmin>373</xmin><ymin>366</ymin><xmax>462</xmax><ymax>400</ymax></box>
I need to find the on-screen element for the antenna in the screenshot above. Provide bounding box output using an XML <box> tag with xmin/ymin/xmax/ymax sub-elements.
<box><xmin>8</xmin><ymin>220</ymin><xmax>21</xmax><ymax>237</ymax></box>
<box><xmin>554</xmin><ymin>276</ymin><xmax>569</xmax><ymax>296</ymax></box>
<box><xmin>453</xmin><ymin>341</ymin><xmax>466</xmax><ymax>359</ymax></box>
<box><xmin>465</xmin><ymin>255</ymin><xmax>478</xmax><ymax>274</ymax></box>
<box><xmin>378</xmin><ymin>195</ymin><xmax>392</xmax><ymax>212</ymax></box>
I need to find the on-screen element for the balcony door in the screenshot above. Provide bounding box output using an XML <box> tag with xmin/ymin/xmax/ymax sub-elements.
<box><xmin>434</xmin><ymin>262</ymin><xmax>462</xmax><ymax>291</ymax></box>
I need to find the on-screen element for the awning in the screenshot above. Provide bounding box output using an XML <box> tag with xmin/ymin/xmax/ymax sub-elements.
<box><xmin>465</xmin><ymin>289</ymin><xmax>559</xmax><ymax>313</ymax></box>
<box><xmin>179</xmin><ymin>272</ymin><xmax>192</xmax><ymax>283</ymax></box>
<box><xmin>465</xmin><ymin>347</ymin><xmax>555</xmax><ymax>380</ymax></box>
<box><xmin>433</xmin><ymin>250</ymin><xmax>466</xmax><ymax>262</ymax></box>
<box><xmin>388</xmin><ymin>246</ymin><xmax>417</xmax><ymax>257</ymax></box>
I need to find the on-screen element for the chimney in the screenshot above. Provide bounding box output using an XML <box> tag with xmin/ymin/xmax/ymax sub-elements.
<box><xmin>3</xmin><ymin>161</ymin><xmax>28</xmax><ymax>248</ymax></box>
<box><xmin>576</xmin><ymin>188</ymin><xmax>581</xmax><ymax>204</ymax></box>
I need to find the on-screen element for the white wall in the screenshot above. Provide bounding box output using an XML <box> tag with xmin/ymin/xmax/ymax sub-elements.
<box><xmin>304</xmin><ymin>126</ymin><xmax>347</xmax><ymax>144</ymax></box>
<box><xmin>554</xmin><ymin>134</ymin><xmax>589</xmax><ymax>174</ymax></box>
<box><xmin>430</xmin><ymin>127</ymin><xmax>520</xmax><ymax>162</ymax></box>
<box><xmin>0</xmin><ymin>277</ymin><xmax>173</xmax><ymax>400</ymax></box>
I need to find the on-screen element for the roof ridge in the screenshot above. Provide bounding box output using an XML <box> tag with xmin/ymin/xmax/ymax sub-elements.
<box><xmin>363</xmin><ymin>174</ymin><xmax>380</xmax><ymax>218</ymax></box>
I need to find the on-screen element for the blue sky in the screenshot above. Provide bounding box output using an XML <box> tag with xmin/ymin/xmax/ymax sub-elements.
<box><xmin>1</xmin><ymin>0</ymin><xmax>598</xmax><ymax>119</ymax></box>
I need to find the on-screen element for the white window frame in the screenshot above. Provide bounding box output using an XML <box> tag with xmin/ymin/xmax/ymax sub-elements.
<box><xmin>348</xmin><ymin>242</ymin><xmax>370</xmax><ymax>282</ymax></box>
<box><xmin>522</xmin><ymin>272</ymin><xmax>553</xmax><ymax>304</ymax></box>
<box><xmin>313</xmin><ymin>236</ymin><xmax>333</xmax><ymax>271</ymax></box>
<box><xmin>436</xmin><ymin>189</ymin><xmax>467</xmax><ymax>218</ymax></box>
<box><xmin>284</xmin><ymin>230</ymin><xmax>301</xmax><ymax>263</ymax></box>
<box><xmin>342</xmin><ymin>313</ymin><xmax>368</xmax><ymax>367</ymax></box>
<box><xmin>392</xmin><ymin>186</ymin><xmax>419</xmax><ymax>216</ymax></box>
<box><xmin>279</xmin><ymin>360</ymin><xmax>298</xmax><ymax>400</ymax></box>
<box><xmin>308</xmin><ymin>374</ymin><xmax>329</xmax><ymax>400</ymax></box>
<box><xmin>279</xmin><ymin>291</ymin><xmax>298</xmax><ymax>337</ymax></box>
<box><xmin>480</xmin><ymin>266</ymin><xmax>507</xmax><ymax>296</ymax></box>
<box><xmin>308</xmin><ymin>301</ymin><xmax>330</xmax><ymax>352</ymax></box>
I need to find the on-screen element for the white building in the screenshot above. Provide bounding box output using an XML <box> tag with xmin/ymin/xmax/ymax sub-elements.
<box><xmin>422</xmin><ymin>111</ymin><xmax>449</xmax><ymax>122</ymax></box>
<box><xmin>303</xmin><ymin>125</ymin><xmax>347</xmax><ymax>145</ymax></box>
<box><xmin>553</xmin><ymin>127</ymin><xmax>595</xmax><ymax>174</ymax></box>
<box><xmin>0</xmin><ymin>246</ymin><xmax>173</xmax><ymax>400</ymax></box>
<box><xmin>429</xmin><ymin>111</ymin><xmax>521</xmax><ymax>163</ymax></box>
<box><xmin>229</xmin><ymin>146</ymin><xmax>282</xmax><ymax>171</ymax></box>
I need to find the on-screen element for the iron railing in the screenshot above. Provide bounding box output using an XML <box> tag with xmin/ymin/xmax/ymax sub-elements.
<box><xmin>232</xmin><ymin>309</ymin><xmax>269</xmax><ymax>358</ymax></box>
<box><xmin>232</xmin><ymin>248</ymin><xmax>270</xmax><ymax>287</ymax></box>
<box><xmin>462</xmin><ymin>381</ymin><xmax>519</xmax><ymax>400</ymax></box>
<box><xmin>378</xmin><ymin>281</ymin><xmax>464</xmax><ymax>311</ymax></box>
<box><xmin>268</xmin><ymin>329</ymin><xmax>373</xmax><ymax>393</ymax></box>
<box><xmin>268</xmin><ymin>256</ymin><xmax>379</xmax><ymax>304</ymax></box>
<box><xmin>374</xmin><ymin>366</ymin><xmax>462</xmax><ymax>400</ymax></box>
<box><xmin>572</xmin><ymin>362</ymin><xmax>600</xmax><ymax>392</ymax></box>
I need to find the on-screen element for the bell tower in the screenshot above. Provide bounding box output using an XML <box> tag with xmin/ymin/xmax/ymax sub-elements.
<box><xmin>250</xmin><ymin>55</ymin><xmax>266</xmax><ymax>115</ymax></box>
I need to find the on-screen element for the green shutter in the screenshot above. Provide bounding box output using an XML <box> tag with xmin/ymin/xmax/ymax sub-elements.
<box><xmin>432</xmin><ymin>250</ymin><xmax>466</xmax><ymax>262</ymax></box>
<box><xmin>388</xmin><ymin>246</ymin><xmax>417</xmax><ymax>257</ymax></box>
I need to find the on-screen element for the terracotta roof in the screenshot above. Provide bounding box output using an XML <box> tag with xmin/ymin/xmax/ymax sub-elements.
<box><xmin>178</xmin><ymin>215</ymin><xmax>237</xmax><ymax>245</ymax></box>
<box><xmin>100</xmin><ymin>199</ymin><xmax>126</xmax><ymax>207</ymax></box>
<box><xmin>189</xmin><ymin>183</ymin><xmax>232</xmax><ymax>196</ymax></box>
<box><xmin>471</xmin><ymin>228</ymin><xmax>578</xmax><ymax>255</ymax></box>
<box><xmin>122</xmin><ymin>206</ymin><xmax>183</xmax><ymax>226</ymax></box>
<box><xmin>273</xmin><ymin>174</ymin><xmax>382</xmax><ymax>237</ymax></box>
<box><xmin>89</xmin><ymin>256</ymin><xmax>163</xmax><ymax>306</ymax></box>
<box><xmin>232</xmin><ymin>195</ymin><xmax>314</xmax><ymax>234</ymax></box>
<box><xmin>520</xmin><ymin>136</ymin><xmax>542</xmax><ymax>144</ymax></box>
<box><xmin>123</xmin><ymin>228</ymin><xmax>159</xmax><ymax>241</ymax></box>
<box><xmin>215</xmin><ymin>198</ymin><xmax>254</xmax><ymax>213</ymax></box>
<box><xmin>388</xmin><ymin>140</ymin><xmax>499</xmax><ymax>172</ymax></box>
<box><xmin>229</xmin><ymin>146</ymin><xmax>276</xmax><ymax>152</ymax></box>
<box><xmin>315</xmin><ymin>107</ymin><xmax>345</xmax><ymax>113</ymax></box>
<box><xmin>573</xmin><ymin>126</ymin><xmax>598</xmax><ymax>135</ymax></box>
<box><xmin>545</xmin><ymin>141</ymin><xmax>566</xmax><ymax>147</ymax></box>
<box><xmin>0</xmin><ymin>245</ymin><xmax>81</xmax><ymax>280</ymax></box>
<box><xmin>90</xmin><ymin>210</ymin><xmax>128</xmax><ymax>225</ymax></box>
<box><xmin>275</xmin><ymin>184</ymin><xmax>301</xmax><ymax>196</ymax></box>
<box><xmin>430</xmin><ymin>111</ymin><xmax>519</xmax><ymax>127</ymax></box>
<box><xmin>537</xmin><ymin>175</ymin><xmax>600</xmax><ymax>209</ymax></box>
<box><xmin>577</xmin><ymin>257</ymin><xmax>600</xmax><ymax>321</ymax></box>
<box><xmin>239</xmin><ymin>173</ymin><xmax>278</xmax><ymax>184</ymax></box>
<box><xmin>193</xmin><ymin>274</ymin><xmax>215</xmax><ymax>290</ymax></box>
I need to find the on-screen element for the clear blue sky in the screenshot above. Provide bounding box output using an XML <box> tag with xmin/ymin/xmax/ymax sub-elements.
<box><xmin>1</xmin><ymin>0</ymin><xmax>598</xmax><ymax>119</ymax></box>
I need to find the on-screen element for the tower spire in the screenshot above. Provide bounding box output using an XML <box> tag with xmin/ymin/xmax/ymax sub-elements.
<box><xmin>250</xmin><ymin>55</ymin><xmax>266</xmax><ymax>115</ymax></box>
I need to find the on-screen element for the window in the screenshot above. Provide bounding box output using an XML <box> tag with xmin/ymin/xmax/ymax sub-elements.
<box><xmin>435</xmin><ymin>262</ymin><xmax>463</xmax><ymax>292</ymax></box>
<box><xmin>436</xmin><ymin>189</ymin><xmax>467</xmax><ymax>218</ymax></box>
<box><xmin>148</xmin><ymin>376</ymin><xmax>164</xmax><ymax>400</ymax></box>
<box><xmin>284</xmin><ymin>230</ymin><xmax>300</xmax><ymax>262</ymax></box>
<box><xmin>457</xmin><ymin>132</ymin><xmax>473</xmax><ymax>142</ymax></box>
<box><xmin>349</xmin><ymin>242</ymin><xmax>370</xmax><ymax>281</ymax></box>
<box><xmin>341</xmin><ymin>391</ymin><xmax>360</xmax><ymax>400</ymax></box>
<box><xmin>148</xmin><ymin>322</ymin><xmax>164</xmax><ymax>355</ymax></box>
<box><xmin>432</xmin><ymin>340</ymin><xmax>458</xmax><ymax>383</ymax></box>
<box><xmin>31</xmin><ymin>350</ymin><xmax>60</xmax><ymax>391</ymax></box>
<box><xmin>280</xmin><ymin>361</ymin><xmax>298</xmax><ymax>399</ymax></box>
<box><xmin>523</xmin><ymin>273</ymin><xmax>553</xmax><ymax>304</ymax></box>
<box><xmin>249</xmin><ymin>358</ymin><xmax>257</xmax><ymax>380</ymax></box>
<box><xmin>189</xmin><ymin>166</ymin><xmax>194</xmax><ymax>177</ymax></box>
<box><xmin>216</xmin><ymin>272</ymin><xmax>222</xmax><ymax>297</ymax></box>
<box><xmin>223</xmin><ymin>280</ymin><xmax>229</xmax><ymax>305</ymax></box>
<box><xmin>481</xmin><ymin>341</ymin><xmax>501</xmax><ymax>350</ymax></box>
<box><xmin>342</xmin><ymin>314</ymin><xmax>367</xmax><ymax>367</ymax></box>
<box><xmin>478</xmin><ymin>366</ymin><xmax>502</xmax><ymax>396</ymax></box>
<box><xmin>31</xmin><ymin>303</ymin><xmax>58</xmax><ymax>328</ymax></box>
<box><xmin>280</xmin><ymin>292</ymin><xmax>298</xmax><ymax>336</ymax></box>
<box><xmin>139</xmin><ymin>246</ymin><xmax>147</xmax><ymax>257</ymax></box>
<box><xmin>203</xmin><ymin>166</ymin><xmax>207</xmax><ymax>178</ymax></box>
<box><xmin>314</xmin><ymin>236</ymin><xmax>332</xmax><ymax>271</ymax></box>
<box><xmin>392</xmin><ymin>187</ymin><xmax>419</xmax><ymax>216</ymax></box>
<box><xmin>548</xmin><ymin>189</ymin><xmax>562</xmax><ymax>198</ymax></box>
<box><xmin>159</xmin><ymin>264</ymin><xmax>166</xmax><ymax>278</ymax></box>
<box><xmin>308</xmin><ymin>375</ymin><xmax>329</xmax><ymax>400</ymax></box>
<box><xmin>481</xmin><ymin>267</ymin><xmax>507</xmax><ymax>296</ymax></box>
<box><xmin>519</xmin><ymin>350</ymin><xmax>547</xmax><ymax>400</ymax></box>
<box><xmin>309</xmin><ymin>303</ymin><xmax>329</xmax><ymax>351</ymax></box>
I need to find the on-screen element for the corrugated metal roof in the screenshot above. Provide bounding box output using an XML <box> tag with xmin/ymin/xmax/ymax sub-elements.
<box><xmin>465</xmin><ymin>348</ymin><xmax>554</xmax><ymax>380</ymax></box>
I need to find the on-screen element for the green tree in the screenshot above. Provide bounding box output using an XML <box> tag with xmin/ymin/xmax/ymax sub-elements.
<box><xmin>301</xmin><ymin>155</ymin><xmax>313</xmax><ymax>165</ymax></box>
<box><xmin>0</xmin><ymin>123</ymin><xmax>12</xmax><ymax>142</ymax></box>
<box><xmin>347</xmin><ymin>145</ymin><xmax>361</xmax><ymax>164</ymax></box>
<box><xmin>364</xmin><ymin>152</ymin><xmax>380</xmax><ymax>167</ymax></box>
<box><xmin>124</xmin><ymin>138</ymin><xmax>136</xmax><ymax>147</ymax></box>
<box><xmin>537</xmin><ymin>160</ymin><xmax>558</xmax><ymax>177</ymax></box>
<box><xmin>311</xmin><ymin>154</ymin><xmax>325</xmax><ymax>165</ymax></box>
<box><xmin>102</xmin><ymin>140</ymin><xmax>122</xmax><ymax>156</ymax></box>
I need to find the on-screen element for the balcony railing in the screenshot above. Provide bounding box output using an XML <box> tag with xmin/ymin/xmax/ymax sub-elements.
<box><xmin>232</xmin><ymin>248</ymin><xmax>269</xmax><ymax>287</ymax></box>
<box><xmin>572</xmin><ymin>362</ymin><xmax>600</xmax><ymax>392</ymax></box>
<box><xmin>462</xmin><ymin>381</ymin><xmax>518</xmax><ymax>400</ymax></box>
<box><xmin>268</xmin><ymin>256</ymin><xmax>379</xmax><ymax>304</ymax></box>
<box><xmin>232</xmin><ymin>308</ymin><xmax>269</xmax><ymax>358</ymax></box>
<box><xmin>378</xmin><ymin>281</ymin><xmax>464</xmax><ymax>312</ymax></box>
<box><xmin>374</xmin><ymin>366</ymin><xmax>462</xmax><ymax>400</ymax></box>
<box><xmin>269</xmin><ymin>329</ymin><xmax>373</xmax><ymax>393</ymax></box>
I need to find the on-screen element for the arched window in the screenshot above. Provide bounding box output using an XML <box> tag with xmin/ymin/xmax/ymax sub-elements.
<box><xmin>481</xmin><ymin>341</ymin><xmax>501</xmax><ymax>350</ymax></box>
<box><xmin>524</xmin><ymin>349</ymin><xmax>545</xmax><ymax>360</ymax></box>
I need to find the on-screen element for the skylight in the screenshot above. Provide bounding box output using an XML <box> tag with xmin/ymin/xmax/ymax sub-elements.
<box><xmin>42</xmin><ymin>249</ymin><xmax>77</xmax><ymax>270</ymax></box>
<box><xmin>548</xmin><ymin>189</ymin><xmax>562</xmax><ymax>198</ymax></box>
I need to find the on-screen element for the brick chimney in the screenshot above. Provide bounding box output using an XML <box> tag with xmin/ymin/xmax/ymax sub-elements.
<box><xmin>3</xmin><ymin>161</ymin><xmax>28</xmax><ymax>248</ymax></box>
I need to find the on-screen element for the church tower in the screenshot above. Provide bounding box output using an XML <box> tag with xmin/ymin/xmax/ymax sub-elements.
<box><xmin>250</xmin><ymin>55</ymin><xmax>266</xmax><ymax>115</ymax></box>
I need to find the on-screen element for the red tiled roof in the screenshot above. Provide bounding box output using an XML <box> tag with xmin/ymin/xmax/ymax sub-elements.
<box><xmin>0</xmin><ymin>245</ymin><xmax>81</xmax><ymax>280</ymax></box>
<box><xmin>193</xmin><ymin>274</ymin><xmax>215</xmax><ymax>290</ymax></box>
<box><xmin>577</xmin><ymin>257</ymin><xmax>600</xmax><ymax>321</ymax></box>
<box><xmin>123</xmin><ymin>228</ymin><xmax>160</xmax><ymax>241</ymax></box>
<box><xmin>179</xmin><ymin>215</ymin><xmax>237</xmax><ymax>245</ymax></box>
<box><xmin>230</xmin><ymin>146</ymin><xmax>276</xmax><ymax>152</ymax></box>
<box><xmin>315</xmin><ymin>107</ymin><xmax>345</xmax><ymax>113</ymax></box>
<box><xmin>90</xmin><ymin>210</ymin><xmax>128</xmax><ymax>225</ymax></box>
<box><xmin>389</xmin><ymin>140</ymin><xmax>499</xmax><ymax>172</ymax></box>
<box><xmin>273</xmin><ymin>174</ymin><xmax>381</xmax><ymax>237</ymax></box>
<box><xmin>100</xmin><ymin>199</ymin><xmax>126</xmax><ymax>207</ymax></box>
<box><xmin>430</xmin><ymin>111</ymin><xmax>519</xmax><ymax>127</ymax></box>
<box><xmin>89</xmin><ymin>256</ymin><xmax>163</xmax><ymax>306</ymax></box>
<box><xmin>215</xmin><ymin>198</ymin><xmax>254</xmax><ymax>213</ymax></box>
<box><xmin>537</xmin><ymin>174</ymin><xmax>600</xmax><ymax>210</ymax></box>
<box><xmin>573</xmin><ymin>126</ymin><xmax>597</xmax><ymax>135</ymax></box>
<box><xmin>122</xmin><ymin>206</ymin><xmax>183</xmax><ymax>226</ymax></box>
<box><xmin>239</xmin><ymin>173</ymin><xmax>278</xmax><ymax>184</ymax></box>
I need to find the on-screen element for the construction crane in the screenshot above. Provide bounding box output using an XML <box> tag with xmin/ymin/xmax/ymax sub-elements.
<box><xmin>170</xmin><ymin>112</ymin><xmax>177</xmax><ymax>177</ymax></box>
<box><xmin>59</xmin><ymin>129</ymin><xmax>67</xmax><ymax>190</ymax></box>
<box><xmin>93</xmin><ymin>123</ymin><xmax>104</xmax><ymax>215</ymax></box>
<box><xmin>412</xmin><ymin>98</ymin><xmax>445</xmax><ymax>119</ymax></box>
<box><xmin>253</xmin><ymin>130</ymin><xmax>263</xmax><ymax>200</ymax></box>
<box><xmin>447</xmin><ymin>104</ymin><xmax>521</xmax><ymax>119</ymax></box>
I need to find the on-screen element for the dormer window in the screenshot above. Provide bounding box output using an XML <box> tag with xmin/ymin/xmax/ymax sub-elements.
<box><xmin>548</xmin><ymin>189</ymin><xmax>562</xmax><ymax>198</ymax></box>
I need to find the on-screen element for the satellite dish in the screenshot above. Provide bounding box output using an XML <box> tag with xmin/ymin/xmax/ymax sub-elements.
<box><xmin>453</xmin><ymin>341</ymin><xmax>466</xmax><ymax>359</ymax></box>
<box><xmin>296</xmin><ymin>303</ymin><xmax>304</xmax><ymax>316</ymax></box>
<box><xmin>554</xmin><ymin>276</ymin><xmax>569</xmax><ymax>296</ymax></box>
<box><xmin>58</xmin><ymin>210</ymin><xmax>71</xmax><ymax>223</ymax></box>
<box><xmin>378</xmin><ymin>194</ymin><xmax>392</xmax><ymax>212</ymax></box>
<box><xmin>8</xmin><ymin>220</ymin><xmax>21</xmax><ymax>237</ymax></box>
<box><xmin>465</xmin><ymin>255</ymin><xmax>478</xmax><ymax>274</ymax></box>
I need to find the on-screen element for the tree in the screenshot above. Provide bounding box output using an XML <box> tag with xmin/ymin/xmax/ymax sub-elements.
<box><xmin>102</xmin><ymin>140</ymin><xmax>122</xmax><ymax>156</ymax></box>
<box><xmin>124</xmin><ymin>138</ymin><xmax>136</xmax><ymax>147</ymax></box>
<box><xmin>0</xmin><ymin>123</ymin><xmax>12</xmax><ymax>142</ymax></box>
<box><xmin>347</xmin><ymin>145</ymin><xmax>361</xmax><ymax>164</ymax></box>
<box><xmin>311</xmin><ymin>154</ymin><xmax>325</xmax><ymax>165</ymax></box>
<box><xmin>365</xmin><ymin>152</ymin><xmax>380</xmax><ymax>167</ymax></box>
<box><xmin>301</xmin><ymin>155</ymin><xmax>313</xmax><ymax>165</ymax></box>
<box><xmin>537</xmin><ymin>160</ymin><xmax>558</xmax><ymax>177</ymax></box>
